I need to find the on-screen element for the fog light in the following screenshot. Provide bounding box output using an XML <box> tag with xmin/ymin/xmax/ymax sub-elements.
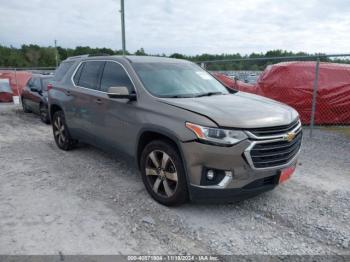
<box><xmin>225</xmin><ymin>171</ymin><xmax>233</xmax><ymax>177</ymax></box>
<box><xmin>207</xmin><ymin>170</ymin><xmax>215</xmax><ymax>180</ymax></box>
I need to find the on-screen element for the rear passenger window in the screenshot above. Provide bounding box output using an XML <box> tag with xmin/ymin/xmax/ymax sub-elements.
<box><xmin>100</xmin><ymin>62</ymin><xmax>134</xmax><ymax>92</ymax></box>
<box><xmin>77</xmin><ymin>61</ymin><xmax>104</xmax><ymax>90</ymax></box>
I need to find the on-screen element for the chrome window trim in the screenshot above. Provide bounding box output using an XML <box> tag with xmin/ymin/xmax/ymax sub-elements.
<box><xmin>245</xmin><ymin>119</ymin><xmax>302</xmax><ymax>140</ymax></box>
<box><xmin>70</xmin><ymin>59</ymin><xmax>138</xmax><ymax>96</ymax></box>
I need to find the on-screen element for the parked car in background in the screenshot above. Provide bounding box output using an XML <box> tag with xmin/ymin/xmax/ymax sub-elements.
<box><xmin>0</xmin><ymin>78</ymin><xmax>13</xmax><ymax>102</ymax></box>
<box><xmin>22</xmin><ymin>74</ymin><xmax>53</xmax><ymax>124</ymax></box>
<box><xmin>49</xmin><ymin>55</ymin><xmax>302</xmax><ymax>206</ymax></box>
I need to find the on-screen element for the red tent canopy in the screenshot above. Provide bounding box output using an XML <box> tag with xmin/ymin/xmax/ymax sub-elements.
<box><xmin>212</xmin><ymin>62</ymin><xmax>350</xmax><ymax>125</ymax></box>
<box><xmin>0</xmin><ymin>71</ymin><xmax>32</xmax><ymax>102</ymax></box>
<box><xmin>256</xmin><ymin>62</ymin><xmax>350</xmax><ymax>124</ymax></box>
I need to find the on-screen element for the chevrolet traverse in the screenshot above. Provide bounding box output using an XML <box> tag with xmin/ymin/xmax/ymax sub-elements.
<box><xmin>48</xmin><ymin>55</ymin><xmax>302</xmax><ymax>206</ymax></box>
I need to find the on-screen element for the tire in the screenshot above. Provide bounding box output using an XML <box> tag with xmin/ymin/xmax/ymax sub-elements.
<box><xmin>39</xmin><ymin>104</ymin><xmax>50</xmax><ymax>124</ymax></box>
<box><xmin>22</xmin><ymin>98</ymin><xmax>31</xmax><ymax>113</ymax></box>
<box><xmin>140</xmin><ymin>140</ymin><xmax>188</xmax><ymax>206</ymax></box>
<box><xmin>52</xmin><ymin>110</ymin><xmax>76</xmax><ymax>151</ymax></box>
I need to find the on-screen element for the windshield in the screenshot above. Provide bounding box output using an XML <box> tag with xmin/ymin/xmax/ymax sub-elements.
<box><xmin>133</xmin><ymin>62</ymin><xmax>229</xmax><ymax>98</ymax></box>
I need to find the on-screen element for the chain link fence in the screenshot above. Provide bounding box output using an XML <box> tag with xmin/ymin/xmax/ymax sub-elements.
<box><xmin>1</xmin><ymin>55</ymin><xmax>350</xmax><ymax>138</ymax></box>
<box><xmin>200</xmin><ymin>54</ymin><xmax>350</xmax><ymax>137</ymax></box>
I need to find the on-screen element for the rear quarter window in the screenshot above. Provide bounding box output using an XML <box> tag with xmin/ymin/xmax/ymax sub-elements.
<box><xmin>53</xmin><ymin>61</ymin><xmax>74</xmax><ymax>81</ymax></box>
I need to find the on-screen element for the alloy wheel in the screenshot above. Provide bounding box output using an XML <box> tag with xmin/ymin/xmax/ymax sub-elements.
<box><xmin>145</xmin><ymin>150</ymin><xmax>178</xmax><ymax>198</ymax></box>
<box><xmin>53</xmin><ymin>116</ymin><xmax>66</xmax><ymax>147</ymax></box>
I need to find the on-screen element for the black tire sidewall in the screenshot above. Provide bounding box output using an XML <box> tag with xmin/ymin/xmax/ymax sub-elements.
<box><xmin>22</xmin><ymin>98</ymin><xmax>30</xmax><ymax>113</ymax></box>
<box><xmin>40</xmin><ymin>104</ymin><xmax>50</xmax><ymax>124</ymax></box>
<box><xmin>140</xmin><ymin>140</ymin><xmax>188</xmax><ymax>206</ymax></box>
<box><xmin>52</xmin><ymin>111</ymin><xmax>73</xmax><ymax>151</ymax></box>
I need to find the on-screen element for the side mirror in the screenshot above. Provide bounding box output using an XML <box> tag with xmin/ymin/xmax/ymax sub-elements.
<box><xmin>107</xmin><ymin>86</ymin><xmax>136</xmax><ymax>100</ymax></box>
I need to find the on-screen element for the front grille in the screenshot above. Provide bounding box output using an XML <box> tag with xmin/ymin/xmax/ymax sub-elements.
<box><xmin>250</xmin><ymin>131</ymin><xmax>302</xmax><ymax>168</ymax></box>
<box><xmin>247</xmin><ymin>119</ymin><xmax>300</xmax><ymax>137</ymax></box>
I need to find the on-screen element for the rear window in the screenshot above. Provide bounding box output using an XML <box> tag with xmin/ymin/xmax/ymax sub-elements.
<box><xmin>34</xmin><ymin>78</ymin><xmax>42</xmax><ymax>90</ymax></box>
<box><xmin>41</xmin><ymin>78</ymin><xmax>53</xmax><ymax>91</ymax></box>
<box><xmin>53</xmin><ymin>61</ymin><xmax>74</xmax><ymax>81</ymax></box>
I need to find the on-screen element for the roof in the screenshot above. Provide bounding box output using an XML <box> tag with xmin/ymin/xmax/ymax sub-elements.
<box><xmin>31</xmin><ymin>74</ymin><xmax>54</xmax><ymax>79</ymax></box>
<box><xmin>65</xmin><ymin>54</ymin><xmax>189</xmax><ymax>64</ymax></box>
<box><xmin>125</xmin><ymin>55</ymin><xmax>189</xmax><ymax>64</ymax></box>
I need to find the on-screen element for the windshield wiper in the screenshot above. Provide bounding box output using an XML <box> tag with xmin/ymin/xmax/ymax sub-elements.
<box><xmin>193</xmin><ymin>92</ymin><xmax>224</xmax><ymax>97</ymax></box>
<box><xmin>162</xmin><ymin>94</ymin><xmax>195</xmax><ymax>98</ymax></box>
<box><xmin>162</xmin><ymin>92</ymin><xmax>225</xmax><ymax>98</ymax></box>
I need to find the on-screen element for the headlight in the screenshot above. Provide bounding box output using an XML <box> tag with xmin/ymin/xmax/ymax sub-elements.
<box><xmin>185</xmin><ymin>122</ymin><xmax>247</xmax><ymax>146</ymax></box>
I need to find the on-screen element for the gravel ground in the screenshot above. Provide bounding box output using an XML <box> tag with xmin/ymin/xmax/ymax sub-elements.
<box><xmin>0</xmin><ymin>103</ymin><xmax>349</xmax><ymax>255</ymax></box>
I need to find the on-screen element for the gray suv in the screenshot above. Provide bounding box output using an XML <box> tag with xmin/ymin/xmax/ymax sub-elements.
<box><xmin>49</xmin><ymin>55</ymin><xmax>302</xmax><ymax>206</ymax></box>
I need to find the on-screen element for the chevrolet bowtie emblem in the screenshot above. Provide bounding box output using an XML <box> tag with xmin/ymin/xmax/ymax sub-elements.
<box><xmin>285</xmin><ymin>132</ymin><xmax>296</xmax><ymax>142</ymax></box>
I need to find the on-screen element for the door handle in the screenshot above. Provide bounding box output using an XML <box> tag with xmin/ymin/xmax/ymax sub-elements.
<box><xmin>95</xmin><ymin>98</ymin><xmax>103</xmax><ymax>104</ymax></box>
<box><xmin>65</xmin><ymin>90</ymin><xmax>71</xmax><ymax>96</ymax></box>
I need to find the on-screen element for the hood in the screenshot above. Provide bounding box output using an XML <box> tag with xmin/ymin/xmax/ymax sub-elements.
<box><xmin>159</xmin><ymin>92</ymin><xmax>298</xmax><ymax>128</ymax></box>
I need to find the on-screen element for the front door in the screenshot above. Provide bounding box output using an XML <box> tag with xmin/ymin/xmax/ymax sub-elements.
<box><xmin>92</xmin><ymin>61</ymin><xmax>138</xmax><ymax>155</ymax></box>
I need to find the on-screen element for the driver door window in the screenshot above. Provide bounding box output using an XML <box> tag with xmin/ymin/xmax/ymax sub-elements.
<box><xmin>100</xmin><ymin>62</ymin><xmax>134</xmax><ymax>92</ymax></box>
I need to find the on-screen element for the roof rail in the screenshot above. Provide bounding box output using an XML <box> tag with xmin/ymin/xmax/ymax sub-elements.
<box><xmin>88</xmin><ymin>53</ymin><xmax>111</xmax><ymax>57</ymax></box>
<box><xmin>66</xmin><ymin>54</ymin><xmax>89</xmax><ymax>61</ymax></box>
<box><xmin>66</xmin><ymin>54</ymin><xmax>111</xmax><ymax>61</ymax></box>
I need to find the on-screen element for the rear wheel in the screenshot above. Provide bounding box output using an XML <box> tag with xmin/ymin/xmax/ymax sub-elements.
<box><xmin>52</xmin><ymin>111</ymin><xmax>76</xmax><ymax>151</ymax></box>
<box><xmin>22</xmin><ymin>98</ymin><xmax>30</xmax><ymax>113</ymax></box>
<box><xmin>140</xmin><ymin>140</ymin><xmax>188</xmax><ymax>206</ymax></box>
<box><xmin>39</xmin><ymin>104</ymin><xmax>50</xmax><ymax>124</ymax></box>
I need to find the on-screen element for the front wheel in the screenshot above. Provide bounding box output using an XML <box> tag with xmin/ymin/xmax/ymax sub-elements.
<box><xmin>52</xmin><ymin>111</ymin><xmax>76</xmax><ymax>151</ymax></box>
<box><xmin>140</xmin><ymin>140</ymin><xmax>188</xmax><ymax>206</ymax></box>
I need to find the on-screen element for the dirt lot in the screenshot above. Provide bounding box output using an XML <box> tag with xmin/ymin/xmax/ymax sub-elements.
<box><xmin>0</xmin><ymin>103</ymin><xmax>349</xmax><ymax>255</ymax></box>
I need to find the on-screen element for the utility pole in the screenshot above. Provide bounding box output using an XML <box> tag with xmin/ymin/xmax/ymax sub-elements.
<box><xmin>120</xmin><ymin>0</ymin><xmax>126</xmax><ymax>55</ymax></box>
<box><xmin>54</xmin><ymin>39</ymin><xmax>58</xmax><ymax>67</ymax></box>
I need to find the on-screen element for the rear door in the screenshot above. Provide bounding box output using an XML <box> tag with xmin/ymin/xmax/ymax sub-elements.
<box><xmin>30</xmin><ymin>78</ymin><xmax>43</xmax><ymax>114</ymax></box>
<box><xmin>69</xmin><ymin>61</ymin><xmax>105</xmax><ymax>141</ymax></box>
<box><xmin>41</xmin><ymin>77</ymin><xmax>52</xmax><ymax>105</ymax></box>
<box><xmin>22</xmin><ymin>78</ymin><xmax>33</xmax><ymax>107</ymax></box>
<box><xmin>25</xmin><ymin>77</ymin><xmax>42</xmax><ymax>113</ymax></box>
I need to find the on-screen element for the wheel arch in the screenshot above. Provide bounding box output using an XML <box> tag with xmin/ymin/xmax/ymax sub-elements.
<box><xmin>49</xmin><ymin>104</ymin><xmax>63</xmax><ymax>121</ymax></box>
<box><xmin>136</xmin><ymin>127</ymin><xmax>191</xmax><ymax>196</ymax></box>
<box><xmin>137</xmin><ymin>129</ymin><xmax>179</xmax><ymax>165</ymax></box>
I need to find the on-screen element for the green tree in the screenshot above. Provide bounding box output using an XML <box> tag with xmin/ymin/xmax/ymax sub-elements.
<box><xmin>135</xmin><ymin>48</ymin><xmax>146</xmax><ymax>56</ymax></box>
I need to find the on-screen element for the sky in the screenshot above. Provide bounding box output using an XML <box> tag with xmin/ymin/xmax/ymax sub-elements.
<box><xmin>0</xmin><ymin>0</ymin><xmax>349</xmax><ymax>55</ymax></box>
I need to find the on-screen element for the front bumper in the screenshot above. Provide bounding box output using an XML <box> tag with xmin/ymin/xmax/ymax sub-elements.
<box><xmin>180</xmin><ymin>136</ymin><xmax>300</xmax><ymax>202</ymax></box>
<box><xmin>189</xmin><ymin>175</ymin><xmax>279</xmax><ymax>203</ymax></box>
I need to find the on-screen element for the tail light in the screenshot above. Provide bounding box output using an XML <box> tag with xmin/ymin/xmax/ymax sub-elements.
<box><xmin>47</xmin><ymin>84</ymin><xmax>53</xmax><ymax>91</ymax></box>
